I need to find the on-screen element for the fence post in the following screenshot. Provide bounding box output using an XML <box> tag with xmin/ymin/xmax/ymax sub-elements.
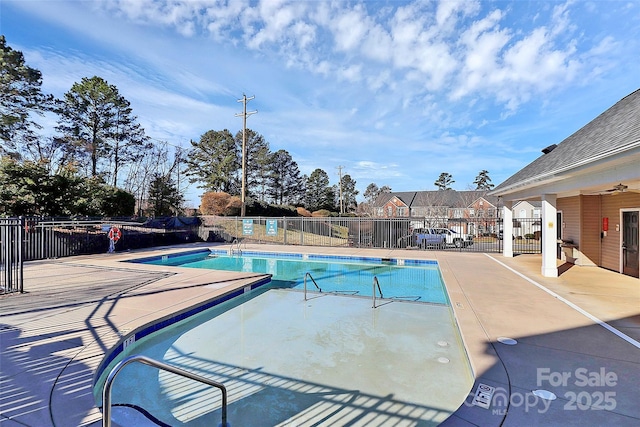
<box><xmin>283</xmin><ymin>217</ymin><xmax>287</xmax><ymax>245</ymax></box>
<box><xmin>18</xmin><ymin>216</ymin><xmax>24</xmax><ymax>293</ymax></box>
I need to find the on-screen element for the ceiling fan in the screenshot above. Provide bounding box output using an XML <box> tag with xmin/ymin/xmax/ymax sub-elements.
<box><xmin>601</xmin><ymin>183</ymin><xmax>640</xmax><ymax>194</ymax></box>
<box><xmin>607</xmin><ymin>183</ymin><xmax>628</xmax><ymax>193</ymax></box>
<box><xmin>585</xmin><ymin>183</ymin><xmax>640</xmax><ymax>195</ymax></box>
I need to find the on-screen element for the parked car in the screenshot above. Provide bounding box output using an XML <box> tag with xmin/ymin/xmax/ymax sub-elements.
<box><xmin>414</xmin><ymin>228</ymin><xmax>446</xmax><ymax>248</ymax></box>
<box><xmin>414</xmin><ymin>228</ymin><xmax>473</xmax><ymax>248</ymax></box>
<box><xmin>431</xmin><ymin>228</ymin><xmax>474</xmax><ymax>248</ymax></box>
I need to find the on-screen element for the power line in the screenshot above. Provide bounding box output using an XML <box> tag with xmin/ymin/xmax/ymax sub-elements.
<box><xmin>235</xmin><ymin>94</ymin><xmax>257</xmax><ymax>217</ymax></box>
<box><xmin>337</xmin><ymin>165</ymin><xmax>344</xmax><ymax>215</ymax></box>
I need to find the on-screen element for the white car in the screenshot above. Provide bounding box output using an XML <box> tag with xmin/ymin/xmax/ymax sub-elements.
<box><xmin>431</xmin><ymin>228</ymin><xmax>474</xmax><ymax>248</ymax></box>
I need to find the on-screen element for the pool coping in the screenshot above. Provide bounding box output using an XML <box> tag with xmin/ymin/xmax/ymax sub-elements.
<box><xmin>1</xmin><ymin>243</ymin><xmax>638</xmax><ymax>426</ymax></box>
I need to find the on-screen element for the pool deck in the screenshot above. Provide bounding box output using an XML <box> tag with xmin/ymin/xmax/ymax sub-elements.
<box><xmin>0</xmin><ymin>243</ymin><xmax>638</xmax><ymax>426</ymax></box>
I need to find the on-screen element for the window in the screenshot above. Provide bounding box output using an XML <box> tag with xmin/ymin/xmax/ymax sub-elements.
<box><xmin>398</xmin><ymin>207</ymin><xmax>407</xmax><ymax>217</ymax></box>
<box><xmin>376</xmin><ymin>208</ymin><xmax>383</xmax><ymax>217</ymax></box>
<box><xmin>454</xmin><ymin>209</ymin><xmax>462</xmax><ymax>218</ymax></box>
<box><xmin>469</xmin><ymin>209</ymin><xmax>475</xmax><ymax>217</ymax></box>
<box><xmin>387</xmin><ymin>206</ymin><xmax>393</xmax><ymax>217</ymax></box>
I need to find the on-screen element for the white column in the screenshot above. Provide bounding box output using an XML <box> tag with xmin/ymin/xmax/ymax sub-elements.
<box><xmin>502</xmin><ymin>201</ymin><xmax>514</xmax><ymax>258</ymax></box>
<box><xmin>541</xmin><ymin>194</ymin><xmax>558</xmax><ymax>277</ymax></box>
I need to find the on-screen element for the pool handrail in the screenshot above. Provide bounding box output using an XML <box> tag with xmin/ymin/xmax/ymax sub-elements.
<box><xmin>102</xmin><ymin>354</ymin><xmax>228</xmax><ymax>427</ymax></box>
<box><xmin>372</xmin><ymin>276</ymin><xmax>383</xmax><ymax>308</ymax></box>
<box><xmin>303</xmin><ymin>272</ymin><xmax>322</xmax><ymax>300</ymax></box>
<box><xmin>230</xmin><ymin>238</ymin><xmax>243</xmax><ymax>255</ymax></box>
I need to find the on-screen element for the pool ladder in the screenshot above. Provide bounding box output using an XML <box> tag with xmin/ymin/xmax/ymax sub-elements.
<box><xmin>303</xmin><ymin>272</ymin><xmax>322</xmax><ymax>300</ymax></box>
<box><xmin>372</xmin><ymin>276</ymin><xmax>383</xmax><ymax>308</ymax></box>
<box><xmin>102</xmin><ymin>355</ymin><xmax>229</xmax><ymax>427</ymax></box>
<box><xmin>230</xmin><ymin>238</ymin><xmax>243</xmax><ymax>255</ymax></box>
<box><xmin>304</xmin><ymin>273</ymin><xmax>383</xmax><ymax>308</ymax></box>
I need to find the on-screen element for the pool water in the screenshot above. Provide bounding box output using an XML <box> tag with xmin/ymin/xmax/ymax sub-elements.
<box><xmin>101</xmin><ymin>288</ymin><xmax>473</xmax><ymax>426</ymax></box>
<box><xmin>98</xmin><ymin>250</ymin><xmax>472</xmax><ymax>426</ymax></box>
<box><xmin>133</xmin><ymin>250</ymin><xmax>448</xmax><ymax>305</ymax></box>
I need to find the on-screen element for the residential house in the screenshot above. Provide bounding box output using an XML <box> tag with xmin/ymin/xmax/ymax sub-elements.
<box><xmin>374</xmin><ymin>190</ymin><xmax>500</xmax><ymax>235</ymax></box>
<box><xmin>511</xmin><ymin>200</ymin><xmax>542</xmax><ymax>238</ymax></box>
<box><xmin>490</xmin><ymin>89</ymin><xmax>640</xmax><ymax>279</ymax></box>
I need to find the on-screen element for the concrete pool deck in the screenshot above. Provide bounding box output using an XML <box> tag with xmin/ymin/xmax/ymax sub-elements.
<box><xmin>0</xmin><ymin>243</ymin><xmax>638</xmax><ymax>426</ymax></box>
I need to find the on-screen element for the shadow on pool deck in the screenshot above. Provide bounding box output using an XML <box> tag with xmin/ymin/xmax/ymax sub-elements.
<box><xmin>0</xmin><ymin>243</ymin><xmax>638</xmax><ymax>426</ymax></box>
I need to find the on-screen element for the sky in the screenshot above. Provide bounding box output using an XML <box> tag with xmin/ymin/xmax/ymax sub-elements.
<box><xmin>2</xmin><ymin>0</ymin><xmax>640</xmax><ymax>208</ymax></box>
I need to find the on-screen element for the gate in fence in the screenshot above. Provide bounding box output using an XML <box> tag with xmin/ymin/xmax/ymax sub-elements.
<box><xmin>0</xmin><ymin>217</ymin><xmax>24</xmax><ymax>294</ymax></box>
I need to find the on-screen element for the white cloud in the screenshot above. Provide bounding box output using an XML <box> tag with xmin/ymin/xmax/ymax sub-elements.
<box><xmin>7</xmin><ymin>0</ymin><xmax>639</xmax><ymax>199</ymax></box>
<box><xmin>329</xmin><ymin>3</ymin><xmax>370</xmax><ymax>52</ymax></box>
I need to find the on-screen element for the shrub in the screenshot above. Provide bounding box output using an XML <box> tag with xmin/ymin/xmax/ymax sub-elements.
<box><xmin>296</xmin><ymin>207</ymin><xmax>311</xmax><ymax>217</ymax></box>
<box><xmin>200</xmin><ymin>192</ymin><xmax>232</xmax><ymax>215</ymax></box>
<box><xmin>312</xmin><ymin>209</ymin><xmax>331</xmax><ymax>217</ymax></box>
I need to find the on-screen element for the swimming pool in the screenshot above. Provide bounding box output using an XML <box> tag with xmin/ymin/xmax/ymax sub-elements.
<box><xmin>130</xmin><ymin>250</ymin><xmax>448</xmax><ymax>304</ymax></box>
<box><xmin>96</xmin><ymin>250</ymin><xmax>472</xmax><ymax>426</ymax></box>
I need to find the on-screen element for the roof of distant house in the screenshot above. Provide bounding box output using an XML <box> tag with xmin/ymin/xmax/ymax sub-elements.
<box><xmin>374</xmin><ymin>190</ymin><xmax>499</xmax><ymax>208</ymax></box>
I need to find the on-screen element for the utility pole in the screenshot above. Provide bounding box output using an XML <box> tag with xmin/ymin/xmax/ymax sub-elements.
<box><xmin>235</xmin><ymin>94</ymin><xmax>257</xmax><ymax>217</ymax></box>
<box><xmin>337</xmin><ymin>165</ymin><xmax>344</xmax><ymax>215</ymax></box>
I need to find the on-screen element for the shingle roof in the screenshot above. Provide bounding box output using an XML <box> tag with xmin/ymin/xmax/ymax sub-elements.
<box><xmin>374</xmin><ymin>190</ymin><xmax>499</xmax><ymax>208</ymax></box>
<box><xmin>374</xmin><ymin>191</ymin><xmax>416</xmax><ymax>206</ymax></box>
<box><xmin>492</xmin><ymin>88</ymin><xmax>640</xmax><ymax>194</ymax></box>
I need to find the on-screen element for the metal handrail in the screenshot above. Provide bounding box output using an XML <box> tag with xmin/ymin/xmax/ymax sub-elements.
<box><xmin>102</xmin><ymin>355</ymin><xmax>228</xmax><ymax>427</ymax></box>
<box><xmin>230</xmin><ymin>238</ymin><xmax>242</xmax><ymax>255</ymax></box>
<box><xmin>372</xmin><ymin>276</ymin><xmax>383</xmax><ymax>308</ymax></box>
<box><xmin>303</xmin><ymin>272</ymin><xmax>322</xmax><ymax>300</ymax></box>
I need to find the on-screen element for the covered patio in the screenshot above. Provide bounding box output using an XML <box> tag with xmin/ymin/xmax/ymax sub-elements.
<box><xmin>491</xmin><ymin>89</ymin><xmax>640</xmax><ymax>279</ymax></box>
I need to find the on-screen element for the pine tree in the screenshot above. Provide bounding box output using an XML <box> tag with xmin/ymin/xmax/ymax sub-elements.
<box><xmin>0</xmin><ymin>36</ymin><xmax>54</xmax><ymax>158</ymax></box>
<box><xmin>473</xmin><ymin>170</ymin><xmax>494</xmax><ymax>190</ymax></box>
<box><xmin>434</xmin><ymin>172</ymin><xmax>454</xmax><ymax>190</ymax></box>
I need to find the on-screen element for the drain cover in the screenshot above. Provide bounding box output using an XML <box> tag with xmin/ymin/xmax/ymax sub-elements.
<box><xmin>533</xmin><ymin>389</ymin><xmax>557</xmax><ymax>400</ymax></box>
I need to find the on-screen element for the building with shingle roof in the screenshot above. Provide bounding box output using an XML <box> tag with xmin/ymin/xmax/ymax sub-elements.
<box><xmin>373</xmin><ymin>190</ymin><xmax>499</xmax><ymax>218</ymax></box>
<box><xmin>372</xmin><ymin>190</ymin><xmax>501</xmax><ymax>236</ymax></box>
<box><xmin>490</xmin><ymin>89</ymin><xmax>640</xmax><ymax>278</ymax></box>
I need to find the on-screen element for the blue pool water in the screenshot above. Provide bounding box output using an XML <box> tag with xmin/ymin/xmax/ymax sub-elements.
<box><xmin>98</xmin><ymin>289</ymin><xmax>472</xmax><ymax>426</ymax></box>
<box><xmin>131</xmin><ymin>250</ymin><xmax>448</xmax><ymax>304</ymax></box>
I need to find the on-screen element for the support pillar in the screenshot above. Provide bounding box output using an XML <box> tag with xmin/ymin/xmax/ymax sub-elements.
<box><xmin>502</xmin><ymin>201</ymin><xmax>514</xmax><ymax>258</ymax></box>
<box><xmin>541</xmin><ymin>194</ymin><xmax>558</xmax><ymax>277</ymax></box>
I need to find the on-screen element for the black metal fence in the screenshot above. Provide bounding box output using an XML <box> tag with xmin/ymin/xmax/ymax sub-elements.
<box><xmin>1</xmin><ymin>218</ymin><xmax>23</xmax><ymax>294</ymax></box>
<box><xmin>199</xmin><ymin>216</ymin><xmax>543</xmax><ymax>254</ymax></box>
<box><xmin>19</xmin><ymin>219</ymin><xmax>203</xmax><ymax>261</ymax></box>
<box><xmin>0</xmin><ymin>215</ymin><xmax>542</xmax><ymax>293</ymax></box>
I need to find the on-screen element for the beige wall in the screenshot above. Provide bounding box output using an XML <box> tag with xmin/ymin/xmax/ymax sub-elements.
<box><xmin>556</xmin><ymin>193</ymin><xmax>640</xmax><ymax>270</ymax></box>
<box><xmin>580</xmin><ymin>196</ymin><xmax>602</xmax><ymax>266</ymax></box>
<box><xmin>558</xmin><ymin>196</ymin><xmax>580</xmax><ymax>243</ymax></box>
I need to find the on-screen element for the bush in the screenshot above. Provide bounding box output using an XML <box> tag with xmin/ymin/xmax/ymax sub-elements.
<box><xmin>312</xmin><ymin>209</ymin><xmax>332</xmax><ymax>217</ymax></box>
<box><xmin>296</xmin><ymin>207</ymin><xmax>311</xmax><ymax>217</ymax></box>
<box><xmin>200</xmin><ymin>192</ymin><xmax>238</xmax><ymax>216</ymax></box>
<box><xmin>524</xmin><ymin>233</ymin><xmax>535</xmax><ymax>240</ymax></box>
